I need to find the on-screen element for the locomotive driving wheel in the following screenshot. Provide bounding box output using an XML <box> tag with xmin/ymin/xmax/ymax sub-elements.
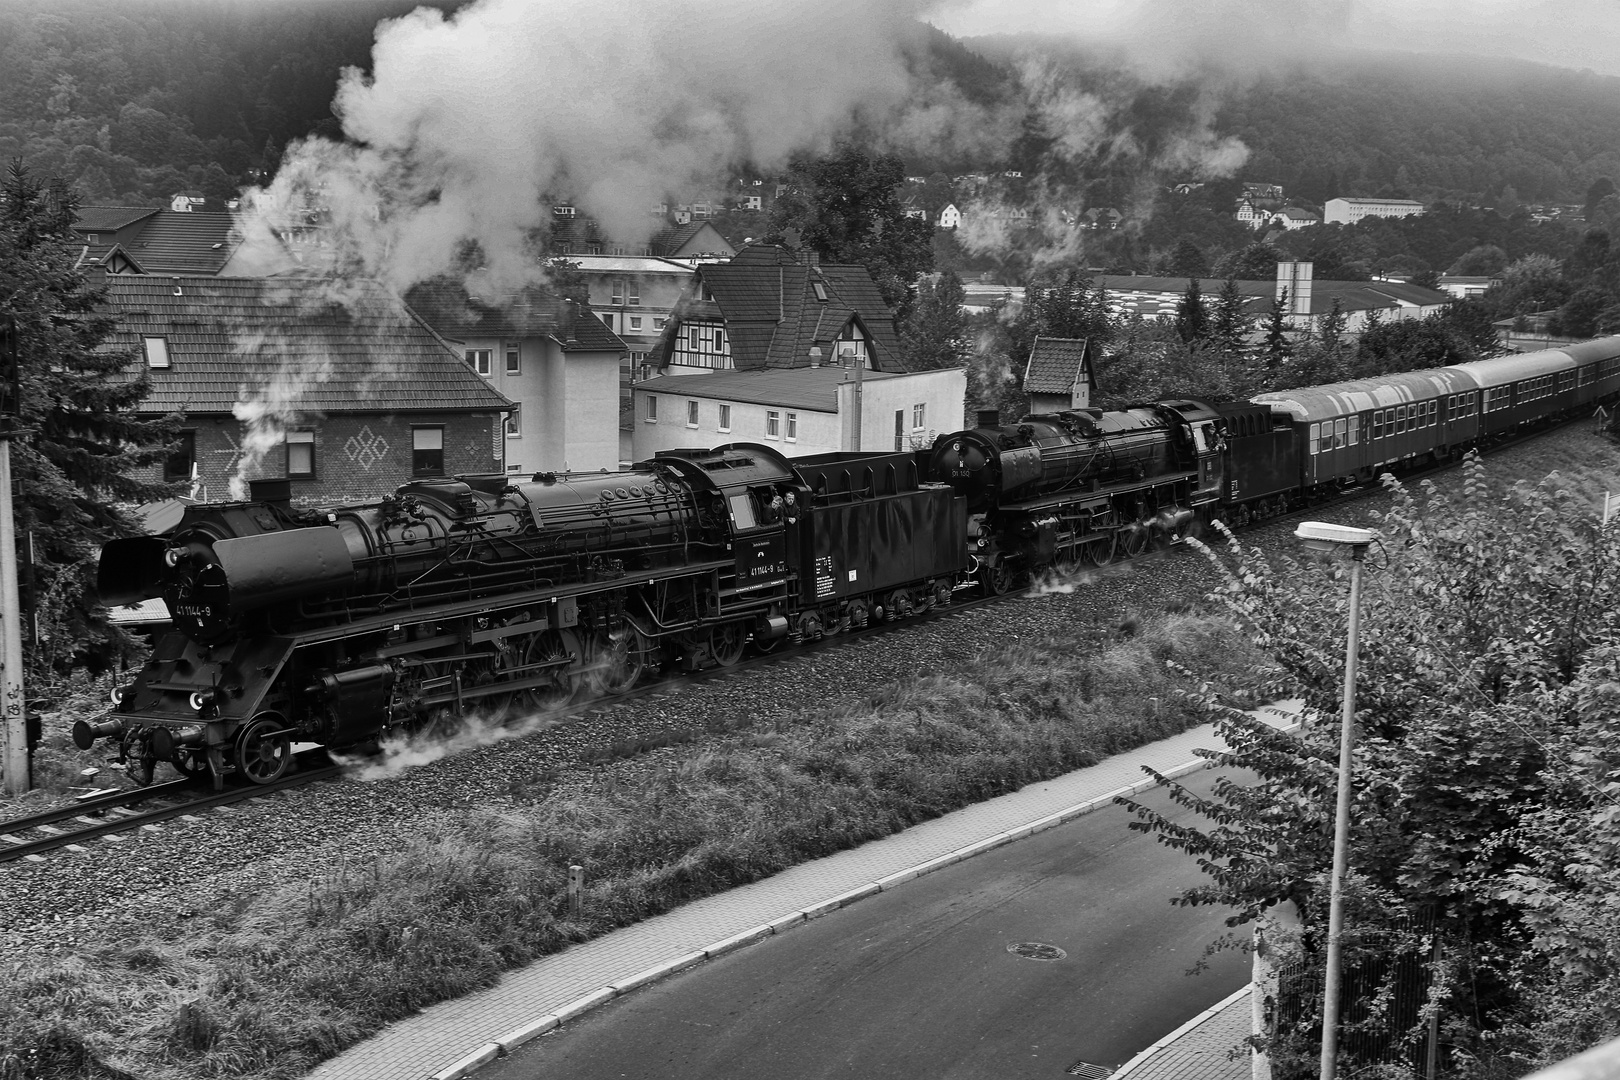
<box><xmin>590</xmin><ymin>626</ymin><xmax>651</xmax><ymax>696</ymax></box>
<box><xmin>1084</xmin><ymin>533</ymin><xmax>1117</xmax><ymax>567</ymax></box>
<box><xmin>708</xmin><ymin>622</ymin><xmax>748</xmax><ymax>667</ymax></box>
<box><xmin>234</xmin><ymin>715</ymin><xmax>292</xmax><ymax>785</ymax></box>
<box><xmin>516</xmin><ymin>629</ymin><xmax>582</xmax><ymax>712</ymax></box>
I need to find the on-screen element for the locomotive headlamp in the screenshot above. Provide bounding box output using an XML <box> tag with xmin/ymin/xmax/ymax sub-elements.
<box><xmin>188</xmin><ymin>690</ymin><xmax>217</xmax><ymax>712</ymax></box>
<box><xmin>163</xmin><ymin>547</ymin><xmax>182</xmax><ymax>567</ymax></box>
<box><xmin>109</xmin><ymin>684</ymin><xmax>135</xmax><ymax>705</ymax></box>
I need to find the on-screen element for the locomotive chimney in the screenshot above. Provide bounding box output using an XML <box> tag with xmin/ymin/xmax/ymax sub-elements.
<box><xmin>249</xmin><ymin>478</ymin><xmax>292</xmax><ymax>505</ymax></box>
<box><xmin>976</xmin><ymin>409</ymin><xmax>1000</xmax><ymax>428</ymax></box>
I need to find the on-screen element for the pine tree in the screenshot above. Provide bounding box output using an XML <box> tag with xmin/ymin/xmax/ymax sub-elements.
<box><xmin>1</xmin><ymin>161</ymin><xmax>177</xmax><ymax>675</ymax></box>
<box><xmin>1174</xmin><ymin>276</ymin><xmax>1209</xmax><ymax>344</ymax></box>
<box><xmin>1209</xmin><ymin>277</ymin><xmax>1251</xmax><ymax>355</ymax></box>
<box><xmin>1262</xmin><ymin>287</ymin><xmax>1292</xmax><ymax>376</ymax></box>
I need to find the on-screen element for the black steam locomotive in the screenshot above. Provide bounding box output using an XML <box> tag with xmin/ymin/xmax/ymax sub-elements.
<box><xmin>81</xmin><ymin>336</ymin><xmax>1620</xmax><ymax>788</ymax></box>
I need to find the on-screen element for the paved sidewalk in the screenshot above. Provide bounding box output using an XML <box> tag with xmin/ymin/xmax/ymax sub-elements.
<box><xmin>309</xmin><ymin>702</ymin><xmax>1301</xmax><ymax>1080</ymax></box>
<box><xmin>1112</xmin><ymin>986</ymin><xmax>1255</xmax><ymax>1080</ymax></box>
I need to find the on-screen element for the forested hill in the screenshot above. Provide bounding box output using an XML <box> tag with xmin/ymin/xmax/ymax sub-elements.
<box><xmin>0</xmin><ymin>0</ymin><xmax>455</xmax><ymax>206</ymax></box>
<box><xmin>3</xmin><ymin>0</ymin><xmax>1620</xmax><ymax>211</ymax></box>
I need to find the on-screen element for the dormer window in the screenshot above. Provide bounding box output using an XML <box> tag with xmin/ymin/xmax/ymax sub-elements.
<box><xmin>812</xmin><ymin>282</ymin><xmax>828</xmax><ymax>302</ymax></box>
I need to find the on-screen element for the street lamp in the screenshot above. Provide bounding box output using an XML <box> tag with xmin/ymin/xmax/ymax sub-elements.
<box><xmin>1294</xmin><ymin>520</ymin><xmax>1378</xmax><ymax>1080</ymax></box>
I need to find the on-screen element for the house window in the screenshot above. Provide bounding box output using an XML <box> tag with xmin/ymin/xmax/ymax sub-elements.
<box><xmin>600</xmin><ymin>312</ymin><xmax>613</xmax><ymax>330</ymax></box>
<box><xmin>645</xmin><ymin>395</ymin><xmax>658</xmax><ymax>423</ymax></box>
<box><xmin>164</xmin><ymin>430</ymin><xmax>195</xmax><ymax>482</ymax></box>
<box><xmin>630</xmin><ymin>316</ymin><xmax>642</xmax><ymax>332</ymax></box>
<box><xmin>687</xmin><ymin>400</ymin><xmax>699</xmax><ymax>428</ymax></box>
<box><xmin>466</xmin><ymin>349</ymin><xmax>491</xmax><ymax>376</ymax></box>
<box><xmin>912</xmin><ymin>403</ymin><xmax>926</xmax><ymax>430</ymax></box>
<box><xmin>812</xmin><ymin>281</ymin><xmax>828</xmax><ymax>302</ymax></box>
<box><xmin>506</xmin><ymin>407</ymin><xmax>521</xmax><ymax>439</ymax></box>
<box><xmin>689</xmin><ymin>326</ymin><xmax>700</xmax><ymax>350</ymax></box>
<box><xmin>611</xmin><ymin>279</ymin><xmax>625</xmax><ymax>304</ymax></box>
<box><xmin>505</xmin><ymin>347</ymin><xmax>520</xmax><ymax>375</ymax></box>
<box><xmin>627</xmin><ymin>281</ymin><xmax>640</xmax><ymax>306</ymax></box>
<box><xmin>714</xmin><ymin>328</ymin><xmax>725</xmax><ymax>352</ymax></box>
<box><xmin>785</xmin><ymin>412</ymin><xmax>797</xmax><ymax>442</ymax></box>
<box><xmin>286</xmin><ymin>429</ymin><xmax>315</xmax><ymax>478</ymax></box>
<box><xmin>718</xmin><ymin>404</ymin><xmax>731</xmax><ymax>432</ymax></box>
<box><xmin>412</xmin><ymin>426</ymin><xmax>444</xmax><ymax>476</ymax></box>
<box><xmin>655</xmin><ymin>318</ymin><xmax>667</xmax><ymax>329</ymax></box>
<box><xmin>895</xmin><ymin>409</ymin><xmax>905</xmax><ymax>451</ymax></box>
<box><xmin>143</xmin><ymin>336</ymin><xmax>171</xmax><ymax>369</ymax></box>
<box><xmin>766</xmin><ymin>410</ymin><xmax>780</xmax><ymax>439</ymax></box>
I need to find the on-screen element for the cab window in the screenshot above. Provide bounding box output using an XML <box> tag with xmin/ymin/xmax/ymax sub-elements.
<box><xmin>728</xmin><ymin>493</ymin><xmax>757</xmax><ymax>530</ymax></box>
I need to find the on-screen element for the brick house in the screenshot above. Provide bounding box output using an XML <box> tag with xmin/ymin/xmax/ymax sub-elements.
<box><xmin>103</xmin><ymin>274</ymin><xmax>513</xmax><ymax>507</ymax></box>
<box><xmin>404</xmin><ymin>279</ymin><xmax>626</xmax><ymax>474</ymax></box>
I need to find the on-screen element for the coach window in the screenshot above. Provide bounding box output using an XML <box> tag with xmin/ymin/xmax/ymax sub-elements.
<box><xmin>1308</xmin><ymin>423</ymin><xmax>1320</xmax><ymax>455</ymax></box>
<box><xmin>286</xmin><ymin>429</ymin><xmax>315</xmax><ymax>478</ymax></box>
<box><xmin>1371</xmin><ymin>412</ymin><xmax>1383</xmax><ymax>440</ymax></box>
<box><xmin>1347</xmin><ymin>415</ymin><xmax>1360</xmax><ymax>445</ymax></box>
<box><xmin>412</xmin><ymin>426</ymin><xmax>444</xmax><ymax>477</ymax></box>
<box><xmin>1334</xmin><ymin>417</ymin><xmax>1348</xmax><ymax>448</ymax></box>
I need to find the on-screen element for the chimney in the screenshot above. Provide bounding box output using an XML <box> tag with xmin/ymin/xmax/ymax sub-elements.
<box><xmin>976</xmin><ymin>409</ymin><xmax>1000</xmax><ymax>428</ymax></box>
<box><xmin>1277</xmin><ymin>261</ymin><xmax>1313</xmax><ymax>317</ymax></box>
<box><xmin>249</xmin><ymin>478</ymin><xmax>292</xmax><ymax>505</ymax></box>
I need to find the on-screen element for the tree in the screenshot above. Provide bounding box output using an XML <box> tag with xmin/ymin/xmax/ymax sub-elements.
<box><xmin>1174</xmin><ymin>275</ymin><xmax>1209</xmax><ymax>344</ymax></box>
<box><xmin>1209</xmin><ymin>277</ymin><xmax>1254</xmax><ymax>356</ymax></box>
<box><xmin>1006</xmin><ymin>268</ymin><xmax>1114</xmax><ymax>378</ymax></box>
<box><xmin>898</xmin><ymin>271</ymin><xmax>970</xmax><ymax>372</ymax></box>
<box><xmin>1262</xmin><ymin>289</ymin><xmax>1291</xmax><ymax>374</ymax></box>
<box><xmin>1446</xmin><ymin>244</ymin><xmax>1508</xmax><ymax>277</ymax></box>
<box><xmin>1585</xmin><ymin>177</ymin><xmax>1616</xmax><ymax>222</ymax></box>
<box><xmin>1167</xmin><ymin>238</ymin><xmax>1209</xmax><ymax>279</ymax></box>
<box><xmin>1355</xmin><ymin>313</ymin><xmax>1476</xmax><ymax>376</ymax></box>
<box><xmin>1121</xmin><ymin>464</ymin><xmax>1620</xmax><ymax>1076</ymax></box>
<box><xmin>1</xmin><ymin>161</ymin><xmax>176</xmax><ymax>676</ymax></box>
<box><xmin>1219</xmin><ymin>242</ymin><xmax>1285</xmax><ymax>281</ymax></box>
<box><xmin>766</xmin><ymin>145</ymin><xmax>935</xmax><ymax>321</ymax></box>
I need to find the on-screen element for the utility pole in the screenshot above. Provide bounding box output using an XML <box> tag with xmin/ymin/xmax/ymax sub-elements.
<box><xmin>1</xmin><ymin>316</ymin><xmax>28</xmax><ymax>794</ymax></box>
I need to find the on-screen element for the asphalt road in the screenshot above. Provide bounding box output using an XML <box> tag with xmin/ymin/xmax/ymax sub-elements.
<box><xmin>481</xmin><ymin>767</ymin><xmax>1252</xmax><ymax>1080</ymax></box>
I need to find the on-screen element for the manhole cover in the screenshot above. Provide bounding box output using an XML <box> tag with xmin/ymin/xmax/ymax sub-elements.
<box><xmin>1065</xmin><ymin>1061</ymin><xmax>1111</xmax><ymax>1077</ymax></box>
<box><xmin>1007</xmin><ymin>941</ymin><xmax>1066</xmax><ymax>961</ymax></box>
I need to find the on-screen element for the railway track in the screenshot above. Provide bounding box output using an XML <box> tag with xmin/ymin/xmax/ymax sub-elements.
<box><xmin>0</xmin><ymin>753</ymin><xmax>342</xmax><ymax>863</ymax></box>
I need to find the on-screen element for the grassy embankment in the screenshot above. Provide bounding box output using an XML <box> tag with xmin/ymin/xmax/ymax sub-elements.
<box><xmin>0</xmin><ymin>603</ymin><xmax>1261</xmax><ymax>1080</ymax></box>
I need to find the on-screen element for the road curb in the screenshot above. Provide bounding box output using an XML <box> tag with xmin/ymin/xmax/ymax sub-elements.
<box><xmin>438</xmin><ymin>703</ymin><xmax>1304</xmax><ymax>1080</ymax></box>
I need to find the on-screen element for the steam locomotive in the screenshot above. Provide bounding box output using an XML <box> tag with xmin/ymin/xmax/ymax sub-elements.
<box><xmin>80</xmin><ymin>336</ymin><xmax>1620</xmax><ymax>788</ymax></box>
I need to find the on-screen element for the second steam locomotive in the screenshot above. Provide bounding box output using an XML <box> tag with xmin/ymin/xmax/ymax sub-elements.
<box><xmin>82</xmin><ymin>336</ymin><xmax>1620</xmax><ymax>787</ymax></box>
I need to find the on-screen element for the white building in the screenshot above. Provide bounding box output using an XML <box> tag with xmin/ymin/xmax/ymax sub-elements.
<box><xmin>938</xmin><ymin>203</ymin><xmax>962</xmax><ymax>229</ymax></box>
<box><xmin>1323</xmin><ymin>197</ymin><xmax>1426</xmax><ymax>225</ymax></box>
<box><xmin>632</xmin><ymin>365</ymin><xmax>966</xmax><ymax>460</ymax></box>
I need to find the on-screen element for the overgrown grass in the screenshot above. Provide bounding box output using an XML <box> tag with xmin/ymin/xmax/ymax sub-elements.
<box><xmin>0</xmin><ymin>607</ymin><xmax>1260</xmax><ymax>1080</ymax></box>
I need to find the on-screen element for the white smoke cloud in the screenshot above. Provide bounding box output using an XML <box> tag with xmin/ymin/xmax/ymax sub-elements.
<box><xmin>236</xmin><ymin>0</ymin><xmax>944</xmax><ymax>293</ymax></box>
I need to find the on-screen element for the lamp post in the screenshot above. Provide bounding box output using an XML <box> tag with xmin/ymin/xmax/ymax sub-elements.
<box><xmin>1294</xmin><ymin>520</ymin><xmax>1378</xmax><ymax>1080</ymax></box>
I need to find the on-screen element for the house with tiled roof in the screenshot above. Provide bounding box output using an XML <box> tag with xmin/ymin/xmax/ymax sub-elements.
<box><xmin>102</xmin><ymin>274</ymin><xmax>512</xmax><ymax>507</ymax></box>
<box><xmin>648</xmin><ymin>222</ymin><xmax>735</xmax><ymax>261</ymax></box>
<box><xmin>72</xmin><ymin>206</ymin><xmax>244</xmax><ymax>275</ymax></box>
<box><xmin>1268</xmin><ymin>207</ymin><xmax>1320</xmax><ymax>231</ymax></box>
<box><xmin>1022</xmin><ymin>337</ymin><xmax>1095</xmax><ymax>413</ymax></box>
<box><xmin>565</xmin><ymin>255</ymin><xmax>697</xmax><ymax>389</ymax></box>
<box><xmin>632</xmin><ymin>244</ymin><xmax>964</xmax><ymax>458</ymax></box>
<box><xmin>404</xmin><ymin>279</ymin><xmax>626</xmax><ymax>474</ymax></box>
